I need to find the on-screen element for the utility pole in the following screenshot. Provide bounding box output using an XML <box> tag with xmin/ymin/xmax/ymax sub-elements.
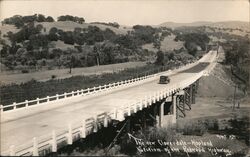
<box><xmin>233</xmin><ymin>84</ymin><xmax>237</xmax><ymax>110</ymax></box>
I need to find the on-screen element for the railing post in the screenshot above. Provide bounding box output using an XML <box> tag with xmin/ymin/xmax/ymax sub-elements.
<box><xmin>52</xmin><ymin>130</ymin><xmax>57</xmax><ymax>152</ymax></box>
<box><xmin>64</xmin><ymin>92</ymin><xmax>67</xmax><ymax>98</ymax></box>
<box><xmin>93</xmin><ymin>117</ymin><xmax>98</xmax><ymax>133</ymax></box>
<box><xmin>144</xmin><ymin>96</ymin><xmax>148</xmax><ymax>107</ymax></box>
<box><xmin>67</xmin><ymin>124</ymin><xmax>73</xmax><ymax>145</ymax></box>
<box><xmin>153</xmin><ymin>93</ymin><xmax>156</xmax><ymax>103</ymax></box>
<box><xmin>127</xmin><ymin>104</ymin><xmax>131</xmax><ymax>116</ymax></box>
<box><xmin>13</xmin><ymin>102</ymin><xmax>16</xmax><ymax>110</ymax></box>
<box><xmin>81</xmin><ymin>120</ymin><xmax>86</xmax><ymax>138</ymax></box>
<box><xmin>117</xmin><ymin>109</ymin><xmax>124</xmax><ymax>121</ymax></box>
<box><xmin>0</xmin><ymin>105</ymin><xmax>3</xmax><ymax>113</ymax></box>
<box><xmin>103</xmin><ymin>113</ymin><xmax>108</xmax><ymax>128</ymax></box>
<box><xmin>36</xmin><ymin>98</ymin><xmax>39</xmax><ymax>104</ymax></box>
<box><xmin>87</xmin><ymin>88</ymin><xmax>90</xmax><ymax>94</ymax></box>
<box><xmin>157</xmin><ymin>91</ymin><xmax>160</xmax><ymax>101</ymax></box>
<box><xmin>149</xmin><ymin>95</ymin><xmax>152</xmax><ymax>105</ymax></box>
<box><xmin>47</xmin><ymin>96</ymin><xmax>50</xmax><ymax>102</ymax></box>
<box><xmin>32</xmin><ymin>137</ymin><xmax>39</xmax><ymax>156</ymax></box>
<box><xmin>93</xmin><ymin>87</ymin><xmax>96</xmax><ymax>93</ymax></box>
<box><xmin>133</xmin><ymin>103</ymin><xmax>137</xmax><ymax>113</ymax></box>
<box><xmin>25</xmin><ymin>100</ymin><xmax>28</xmax><ymax>107</ymax></box>
<box><xmin>9</xmin><ymin>145</ymin><xmax>15</xmax><ymax>156</ymax></box>
<box><xmin>71</xmin><ymin>91</ymin><xmax>74</xmax><ymax>96</ymax></box>
<box><xmin>56</xmin><ymin>94</ymin><xmax>59</xmax><ymax>100</ymax></box>
<box><xmin>76</xmin><ymin>90</ymin><xmax>80</xmax><ymax>95</ymax></box>
<box><xmin>81</xmin><ymin>89</ymin><xmax>84</xmax><ymax>95</ymax></box>
<box><xmin>112</xmin><ymin>108</ymin><xmax>117</xmax><ymax>119</ymax></box>
<box><xmin>139</xmin><ymin>99</ymin><xmax>143</xmax><ymax>110</ymax></box>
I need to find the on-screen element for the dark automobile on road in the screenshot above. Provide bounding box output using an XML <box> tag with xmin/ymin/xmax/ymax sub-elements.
<box><xmin>159</xmin><ymin>75</ymin><xmax>170</xmax><ymax>84</ymax></box>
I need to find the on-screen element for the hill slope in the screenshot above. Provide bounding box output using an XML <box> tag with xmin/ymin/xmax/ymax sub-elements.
<box><xmin>159</xmin><ymin>21</ymin><xmax>249</xmax><ymax>31</ymax></box>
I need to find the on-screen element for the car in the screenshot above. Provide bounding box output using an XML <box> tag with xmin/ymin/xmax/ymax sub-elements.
<box><xmin>159</xmin><ymin>75</ymin><xmax>170</xmax><ymax>84</ymax></box>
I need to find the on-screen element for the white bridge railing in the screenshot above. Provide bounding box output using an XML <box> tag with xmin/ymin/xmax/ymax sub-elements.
<box><xmin>0</xmin><ymin>51</ymin><xmax>208</xmax><ymax>113</ymax></box>
<box><xmin>1</xmin><ymin>51</ymin><xmax>218</xmax><ymax>156</ymax></box>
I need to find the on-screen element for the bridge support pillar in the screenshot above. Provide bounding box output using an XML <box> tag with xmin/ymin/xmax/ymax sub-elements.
<box><xmin>172</xmin><ymin>95</ymin><xmax>177</xmax><ymax>124</ymax></box>
<box><xmin>157</xmin><ymin>96</ymin><xmax>176</xmax><ymax>128</ymax></box>
<box><xmin>190</xmin><ymin>84</ymin><xmax>196</xmax><ymax>104</ymax></box>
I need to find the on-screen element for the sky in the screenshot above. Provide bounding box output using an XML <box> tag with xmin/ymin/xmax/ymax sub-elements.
<box><xmin>0</xmin><ymin>0</ymin><xmax>249</xmax><ymax>26</ymax></box>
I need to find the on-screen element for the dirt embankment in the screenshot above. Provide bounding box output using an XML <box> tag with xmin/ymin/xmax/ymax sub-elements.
<box><xmin>197</xmin><ymin>63</ymin><xmax>245</xmax><ymax>98</ymax></box>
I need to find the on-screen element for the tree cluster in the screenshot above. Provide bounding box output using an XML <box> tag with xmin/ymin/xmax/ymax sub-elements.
<box><xmin>57</xmin><ymin>15</ymin><xmax>85</xmax><ymax>24</ymax></box>
<box><xmin>2</xmin><ymin>14</ymin><xmax>54</xmax><ymax>28</ymax></box>
<box><xmin>175</xmin><ymin>33</ymin><xmax>209</xmax><ymax>56</ymax></box>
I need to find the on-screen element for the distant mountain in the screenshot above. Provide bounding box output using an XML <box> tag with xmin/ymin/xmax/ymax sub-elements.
<box><xmin>158</xmin><ymin>21</ymin><xmax>249</xmax><ymax>30</ymax></box>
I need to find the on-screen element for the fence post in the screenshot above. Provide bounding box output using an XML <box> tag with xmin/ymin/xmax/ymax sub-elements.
<box><xmin>81</xmin><ymin>89</ymin><xmax>84</xmax><ymax>95</ymax></box>
<box><xmin>76</xmin><ymin>90</ymin><xmax>80</xmax><ymax>95</ymax></box>
<box><xmin>71</xmin><ymin>91</ymin><xmax>74</xmax><ymax>96</ymax></box>
<box><xmin>56</xmin><ymin>94</ymin><xmax>59</xmax><ymax>100</ymax></box>
<box><xmin>9</xmin><ymin>145</ymin><xmax>15</xmax><ymax>156</ymax></box>
<box><xmin>36</xmin><ymin>98</ymin><xmax>39</xmax><ymax>104</ymax></box>
<box><xmin>32</xmin><ymin>137</ymin><xmax>39</xmax><ymax>156</ymax></box>
<box><xmin>93</xmin><ymin>87</ymin><xmax>96</xmax><ymax>93</ymax></box>
<box><xmin>13</xmin><ymin>102</ymin><xmax>16</xmax><ymax>110</ymax></box>
<box><xmin>47</xmin><ymin>96</ymin><xmax>50</xmax><ymax>102</ymax></box>
<box><xmin>81</xmin><ymin>120</ymin><xmax>86</xmax><ymax>138</ymax></box>
<box><xmin>52</xmin><ymin>130</ymin><xmax>57</xmax><ymax>152</ymax></box>
<box><xmin>67</xmin><ymin>124</ymin><xmax>73</xmax><ymax>145</ymax></box>
<box><xmin>64</xmin><ymin>92</ymin><xmax>67</xmax><ymax>98</ymax></box>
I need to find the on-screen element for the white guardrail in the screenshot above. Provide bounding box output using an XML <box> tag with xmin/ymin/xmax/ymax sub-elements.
<box><xmin>0</xmin><ymin>51</ymin><xmax>206</xmax><ymax>113</ymax></box>
<box><xmin>1</xmin><ymin>51</ymin><xmax>218</xmax><ymax>156</ymax></box>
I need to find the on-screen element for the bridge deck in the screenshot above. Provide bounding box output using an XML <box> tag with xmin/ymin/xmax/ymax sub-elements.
<box><xmin>0</xmin><ymin>51</ymin><xmax>216</xmax><ymax>153</ymax></box>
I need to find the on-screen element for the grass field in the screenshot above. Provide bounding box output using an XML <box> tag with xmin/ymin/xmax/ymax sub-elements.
<box><xmin>160</xmin><ymin>34</ymin><xmax>184</xmax><ymax>52</ymax></box>
<box><xmin>0</xmin><ymin>61</ymin><xmax>146</xmax><ymax>85</ymax></box>
<box><xmin>142</xmin><ymin>34</ymin><xmax>184</xmax><ymax>52</ymax></box>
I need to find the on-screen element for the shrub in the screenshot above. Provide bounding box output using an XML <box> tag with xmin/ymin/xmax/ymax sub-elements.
<box><xmin>51</xmin><ymin>75</ymin><xmax>57</xmax><ymax>79</ymax></box>
<box><xmin>21</xmin><ymin>69</ymin><xmax>29</xmax><ymax>73</ymax></box>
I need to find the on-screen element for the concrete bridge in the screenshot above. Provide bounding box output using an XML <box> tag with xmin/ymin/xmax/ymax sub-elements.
<box><xmin>0</xmin><ymin>50</ymin><xmax>218</xmax><ymax>156</ymax></box>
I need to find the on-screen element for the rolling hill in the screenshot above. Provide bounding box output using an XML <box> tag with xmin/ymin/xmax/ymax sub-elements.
<box><xmin>159</xmin><ymin>21</ymin><xmax>249</xmax><ymax>31</ymax></box>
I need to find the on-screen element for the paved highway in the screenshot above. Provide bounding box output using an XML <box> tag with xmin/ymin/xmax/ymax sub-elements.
<box><xmin>0</xmin><ymin>51</ymin><xmax>216</xmax><ymax>153</ymax></box>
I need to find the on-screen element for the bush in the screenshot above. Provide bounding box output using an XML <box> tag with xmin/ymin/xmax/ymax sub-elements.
<box><xmin>21</xmin><ymin>69</ymin><xmax>29</xmax><ymax>73</ymax></box>
<box><xmin>51</xmin><ymin>75</ymin><xmax>57</xmax><ymax>79</ymax></box>
<box><xmin>177</xmin><ymin>120</ymin><xmax>208</xmax><ymax>136</ymax></box>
